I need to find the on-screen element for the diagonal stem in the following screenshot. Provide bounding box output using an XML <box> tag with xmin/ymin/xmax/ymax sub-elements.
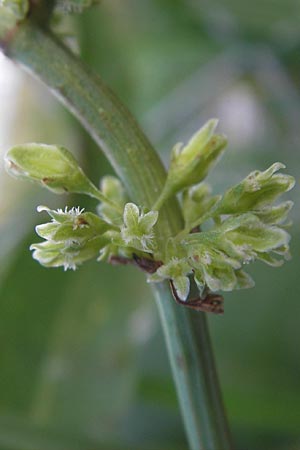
<box><xmin>0</xmin><ymin>18</ymin><xmax>234</xmax><ymax>450</ymax></box>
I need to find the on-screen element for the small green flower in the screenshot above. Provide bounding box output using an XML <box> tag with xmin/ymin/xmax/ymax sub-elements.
<box><xmin>121</xmin><ymin>203</ymin><xmax>158</xmax><ymax>253</ymax></box>
<box><xmin>31</xmin><ymin>206</ymin><xmax>110</xmax><ymax>270</ymax></box>
<box><xmin>191</xmin><ymin>245</ymin><xmax>241</xmax><ymax>293</ymax></box>
<box><xmin>214</xmin><ymin>163</ymin><xmax>295</xmax><ymax>217</ymax></box>
<box><xmin>35</xmin><ymin>206</ymin><xmax>111</xmax><ymax>241</ymax></box>
<box><xmin>149</xmin><ymin>257</ymin><xmax>192</xmax><ymax>301</ymax></box>
<box><xmin>31</xmin><ymin>237</ymin><xmax>107</xmax><ymax>271</ymax></box>
<box><xmin>216</xmin><ymin>213</ymin><xmax>290</xmax><ymax>258</ymax></box>
<box><xmin>183</xmin><ymin>213</ymin><xmax>290</xmax><ymax>292</ymax></box>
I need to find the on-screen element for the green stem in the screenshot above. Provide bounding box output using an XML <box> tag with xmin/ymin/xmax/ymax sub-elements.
<box><xmin>1</xmin><ymin>18</ymin><xmax>233</xmax><ymax>450</ymax></box>
<box><xmin>152</xmin><ymin>185</ymin><xmax>172</xmax><ymax>211</ymax></box>
<box><xmin>86</xmin><ymin>183</ymin><xmax>123</xmax><ymax>214</ymax></box>
<box><xmin>154</xmin><ymin>283</ymin><xmax>232</xmax><ymax>450</ymax></box>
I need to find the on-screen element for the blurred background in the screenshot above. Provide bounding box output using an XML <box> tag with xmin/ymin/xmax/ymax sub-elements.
<box><xmin>0</xmin><ymin>1</ymin><xmax>299</xmax><ymax>449</ymax></box>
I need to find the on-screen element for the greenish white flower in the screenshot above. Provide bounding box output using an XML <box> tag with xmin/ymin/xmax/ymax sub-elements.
<box><xmin>191</xmin><ymin>245</ymin><xmax>241</xmax><ymax>292</ymax></box>
<box><xmin>35</xmin><ymin>205</ymin><xmax>110</xmax><ymax>240</ymax></box>
<box><xmin>149</xmin><ymin>257</ymin><xmax>192</xmax><ymax>301</ymax></box>
<box><xmin>121</xmin><ymin>203</ymin><xmax>158</xmax><ymax>253</ymax></box>
<box><xmin>31</xmin><ymin>237</ymin><xmax>107</xmax><ymax>271</ymax></box>
<box><xmin>214</xmin><ymin>163</ymin><xmax>295</xmax><ymax>217</ymax></box>
<box><xmin>183</xmin><ymin>213</ymin><xmax>290</xmax><ymax>292</ymax></box>
<box><xmin>30</xmin><ymin>206</ymin><xmax>111</xmax><ymax>270</ymax></box>
<box><xmin>217</xmin><ymin>213</ymin><xmax>290</xmax><ymax>255</ymax></box>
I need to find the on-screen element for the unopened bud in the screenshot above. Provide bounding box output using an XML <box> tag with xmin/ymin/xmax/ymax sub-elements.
<box><xmin>5</xmin><ymin>143</ymin><xmax>102</xmax><ymax>199</ymax></box>
<box><xmin>154</xmin><ymin>119</ymin><xmax>227</xmax><ymax>209</ymax></box>
<box><xmin>215</xmin><ymin>163</ymin><xmax>295</xmax><ymax>216</ymax></box>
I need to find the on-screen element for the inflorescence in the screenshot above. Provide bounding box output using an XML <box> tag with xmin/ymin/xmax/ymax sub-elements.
<box><xmin>5</xmin><ymin>120</ymin><xmax>295</xmax><ymax>313</ymax></box>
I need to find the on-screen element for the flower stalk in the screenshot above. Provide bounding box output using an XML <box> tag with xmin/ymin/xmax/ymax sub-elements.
<box><xmin>0</xmin><ymin>10</ymin><xmax>237</xmax><ymax>450</ymax></box>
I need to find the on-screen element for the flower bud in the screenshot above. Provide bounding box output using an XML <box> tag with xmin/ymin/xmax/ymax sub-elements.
<box><xmin>5</xmin><ymin>143</ymin><xmax>101</xmax><ymax>198</ymax></box>
<box><xmin>182</xmin><ymin>182</ymin><xmax>221</xmax><ymax>230</ymax></box>
<box><xmin>97</xmin><ymin>176</ymin><xmax>127</xmax><ymax>225</ymax></box>
<box><xmin>155</xmin><ymin>119</ymin><xmax>227</xmax><ymax>208</ymax></box>
<box><xmin>215</xmin><ymin>163</ymin><xmax>295</xmax><ymax>216</ymax></box>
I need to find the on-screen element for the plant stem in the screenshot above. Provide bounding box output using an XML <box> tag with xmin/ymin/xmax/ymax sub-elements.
<box><xmin>1</xmin><ymin>18</ymin><xmax>233</xmax><ymax>450</ymax></box>
<box><xmin>154</xmin><ymin>283</ymin><xmax>232</xmax><ymax>450</ymax></box>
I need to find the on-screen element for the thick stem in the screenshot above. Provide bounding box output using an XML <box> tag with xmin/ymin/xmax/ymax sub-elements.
<box><xmin>1</xmin><ymin>18</ymin><xmax>233</xmax><ymax>450</ymax></box>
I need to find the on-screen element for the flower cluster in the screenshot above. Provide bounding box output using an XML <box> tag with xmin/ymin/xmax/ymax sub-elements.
<box><xmin>30</xmin><ymin>206</ymin><xmax>110</xmax><ymax>271</ymax></box>
<box><xmin>149</xmin><ymin>163</ymin><xmax>293</xmax><ymax>300</ymax></box>
<box><xmin>5</xmin><ymin>145</ymin><xmax>160</xmax><ymax>271</ymax></box>
<box><xmin>4</xmin><ymin>119</ymin><xmax>295</xmax><ymax>312</ymax></box>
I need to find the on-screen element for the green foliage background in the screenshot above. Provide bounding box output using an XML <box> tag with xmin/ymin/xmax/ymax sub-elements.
<box><xmin>0</xmin><ymin>1</ymin><xmax>299</xmax><ymax>449</ymax></box>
